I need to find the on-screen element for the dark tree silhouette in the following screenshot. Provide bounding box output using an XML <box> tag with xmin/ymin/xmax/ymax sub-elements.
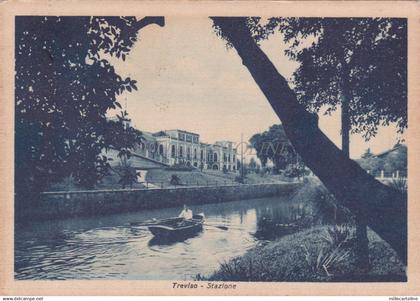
<box><xmin>211</xmin><ymin>17</ymin><xmax>406</xmax><ymax>264</ymax></box>
<box><xmin>15</xmin><ymin>16</ymin><xmax>164</xmax><ymax>198</ymax></box>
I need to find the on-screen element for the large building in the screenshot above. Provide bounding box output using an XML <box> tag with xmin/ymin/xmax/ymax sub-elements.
<box><xmin>132</xmin><ymin>129</ymin><xmax>238</xmax><ymax>172</ymax></box>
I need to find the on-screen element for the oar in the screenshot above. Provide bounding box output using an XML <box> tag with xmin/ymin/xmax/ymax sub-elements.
<box><xmin>204</xmin><ymin>223</ymin><xmax>229</xmax><ymax>231</ymax></box>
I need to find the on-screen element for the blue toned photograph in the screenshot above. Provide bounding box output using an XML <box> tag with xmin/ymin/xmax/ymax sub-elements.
<box><xmin>14</xmin><ymin>16</ymin><xmax>407</xmax><ymax>281</ymax></box>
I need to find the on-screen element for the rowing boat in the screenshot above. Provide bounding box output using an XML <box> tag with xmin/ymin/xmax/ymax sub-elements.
<box><xmin>148</xmin><ymin>214</ymin><xmax>205</xmax><ymax>239</ymax></box>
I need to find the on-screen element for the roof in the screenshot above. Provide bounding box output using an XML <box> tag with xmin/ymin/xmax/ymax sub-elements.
<box><xmin>141</xmin><ymin>131</ymin><xmax>157</xmax><ymax>141</ymax></box>
<box><xmin>374</xmin><ymin>144</ymin><xmax>406</xmax><ymax>158</ymax></box>
<box><xmin>164</xmin><ymin>129</ymin><xmax>200</xmax><ymax>136</ymax></box>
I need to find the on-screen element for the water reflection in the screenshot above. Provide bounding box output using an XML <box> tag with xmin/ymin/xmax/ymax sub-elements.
<box><xmin>15</xmin><ymin>196</ymin><xmax>307</xmax><ymax>280</ymax></box>
<box><xmin>254</xmin><ymin>203</ymin><xmax>308</xmax><ymax>240</ymax></box>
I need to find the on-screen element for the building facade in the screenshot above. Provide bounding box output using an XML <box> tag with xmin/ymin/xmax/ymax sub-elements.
<box><xmin>133</xmin><ymin>129</ymin><xmax>238</xmax><ymax>172</ymax></box>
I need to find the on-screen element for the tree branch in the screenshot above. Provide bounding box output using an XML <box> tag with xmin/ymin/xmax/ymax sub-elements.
<box><xmin>135</xmin><ymin>17</ymin><xmax>165</xmax><ymax>31</ymax></box>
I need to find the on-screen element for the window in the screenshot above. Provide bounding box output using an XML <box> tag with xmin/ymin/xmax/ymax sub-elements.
<box><xmin>171</xmin><ymin>145</ymin><xmax>176</xmax><ymax>158</ymax></box>
<box><xmin>179</xmin><ymin>146</ymin><xmax>183</xmax><ymax>158</ymax></box>
<box><xmin>200</xmin><ymin>150</ymin><xmax>204</xmax><ymax>160</ymax></box>
<box><xmin>213</xmin><ymin>153</ymin><xmax>218</xmax><ymax>162</ymax></box>
<box><xmin>179</xmin><ymin>133</ymin><xmax>185</xmax><ymax>141</ymax></box>
<box><xmin>186</xmin><ymin>135</ymin><xmax>192</xmax><ymax>142</ymax></box>
<box><xmin>193</xmin><ymin>136</ymin><xmax>199</xmax><ymax>144</ymax></box>
<box><xmin>194</xmin><ymin>148</ymin><xmax>197</xmax><ymax>160</ymax></box>
<box><xmin>159</xmin><ymin>144</ymin><xmax>164</xmax><ymax>155</ymax></box>
<box><xmin>187</xmin><ymin>147</ymin><xmax>191</xmax><ymax>160</ymax></box>
<box><xmin>223</xmin><ymin>153</ymin><xmax>227</xmax><ymax>162</ymax></box>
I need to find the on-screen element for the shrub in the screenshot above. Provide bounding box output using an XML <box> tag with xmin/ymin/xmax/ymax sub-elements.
<box><xmin>302</xmin><ymin>231</ymin><xmax>352</xmax><ymax>277</ymax></box>
<box><xmin>390</xmin><ymin>177</ymin><xmax>407</xmax><ymax>194</ymax></box>
<box><xmin>170</xmin><ymin>174</ymin><xmax>181</xmax><ymax>186</ymax></box>
<box><xmin>321</xmin><ymin>224</ymin><xmax>353</xmax><ymax>248</ymax></box>
<box><xmin>235</xmin><ymin>175</ymin><xmax>245</xmax><ymax>184</ymax></box>
<box><xmin>116</xmin><ymin>163</ymin><xmax>139</xmax><ymax>189</ymax></box>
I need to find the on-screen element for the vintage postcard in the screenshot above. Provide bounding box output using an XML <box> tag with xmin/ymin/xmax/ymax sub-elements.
<box><xmin>0</xmin><ymin>0</ymin><xmax>419</xmax><ymax>297</ymax></box>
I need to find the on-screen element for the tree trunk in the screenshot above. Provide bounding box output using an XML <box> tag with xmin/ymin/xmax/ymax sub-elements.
<box><xmin>341</xmin><ymin>94</ymin><xmax>350</xmax><ymax>158</ymax></box>
<box><xmin>212</xmin><ymin>17</ymin><xmax>406</xmax><ymax>264</ymax></box>
<box><xmin>341</xmin><ymin>92</ymin><xmax>370</xmax><ymax>271</ymax></box>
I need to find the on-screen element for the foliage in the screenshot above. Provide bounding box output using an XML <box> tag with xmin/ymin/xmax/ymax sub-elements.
<box><xmin>249</xmin><ymin>17</ymin><xmax>407</xmax><ymax>141</ymax></box>
<box><xmin>115</xmin><ymin>162</ymin><xmax>139</xmax><ymax>189</ymax></box>
<box><xmin>15</xmin><ymin>16</ymin><xmax>146</xmax><ymax>192</ymax></box>
<box><xmin>390</xmin><ymin>177</ymin><xmax>407</xmax><ymax>194</ymax></box>
<box><xmin>321</xmin><ymin>224</ymin><xmax>353</xmax><ymax>248</ymax></box>
<box><xmin>302</xmin><ymin>242</ymin><xmax>351</xmax><ymax>277</ymax></box>
<box><xmin>250</xmin><ymin>124</ymin><xmax>299</xmax><ymax>172</ymax></box>
<box><xmin>104</xmin><ymin>110</ymin><xmax>144</xmax><ymax>151</ymax></box>
<box><xmin>284</xmin><ymin>162</ymin><xmax>307</xmax><ymax>178</ymax></box>
<box><xmin>361</xmin><ymin>148</ymin><xmax>374</xmax><ymax>159</ymax></box>
<box><xmin>357</xmin><ymin>144</ymin><xmax>407</xmax><ymax>177</ymax></box>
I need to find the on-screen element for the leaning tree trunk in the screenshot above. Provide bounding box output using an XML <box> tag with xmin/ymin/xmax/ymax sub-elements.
<box><xmin>211</xmin><ymin>17</ymin><xmax>407</xmax><ymax>264</ymax></box>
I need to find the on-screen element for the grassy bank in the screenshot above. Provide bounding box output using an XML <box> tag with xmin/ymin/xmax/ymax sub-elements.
<box><xmin>145</xmin><ymin>169</ymin><xmax>294</xmax><ymax>188</ymax></box>
<box><xmin>200</xmin><ymin>178</ymin><xmax>406</xmax><ymax>282</ymax></box>
<box><xmin>203</xmin><ymin>225</ymin><xmax>406</xmax><ymax>282</ymax></box>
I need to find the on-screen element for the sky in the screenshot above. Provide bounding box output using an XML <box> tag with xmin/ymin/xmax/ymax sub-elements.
<box><xmin>108</xmin><ymin>17</ymin><xmax>403</xmax><ymax>160</ymax></box>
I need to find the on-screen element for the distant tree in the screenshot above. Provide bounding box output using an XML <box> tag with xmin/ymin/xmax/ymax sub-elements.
<box><xmin>361</xmin><ymin>148</ymin><xmax>374</xmax><ymax>159</ymax></box>
<box><xmin>15</xmin><ymin>16</ymin><xmax>164</xmax><ymax>196</ymax></box>
<box><xmin>248</xmin><ymin>133</ymin><xmax>268</xmax><ymax>167</ymax></box>
<box><xmin>106</xmin><ymin>110</ymin><xmax>144</xmax><ymax>189</ymax></box>
<box><xmin>248</xmin><ymin>157</ymin><xmax>257</xmax><ymax>172</ymax></box>
<box><xmin>250</xmin><ymin>124</ymin><xmax>298</xmax><ymax>173</ymax></box>
<box><xmin>104</xmin><ymin>110</ymin><xmax>144</xmax><ymax>153</ymax></box>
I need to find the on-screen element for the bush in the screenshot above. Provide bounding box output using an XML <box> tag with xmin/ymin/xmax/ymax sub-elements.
<box><xmin>170</xmin><ymin>174</ymin><xmax>181</xmax><ymax>186</ymax></box>
<box><xmin>390</xmin><ymin>177</ymin><xmax>407</xmax><ymax>194</ymax></box>
<box><xmin>116</xmin><ymin>164</ymin><xmax>139</xmax><ymax>189</ymax></box>
<box><xmin>235</xmin><ymin>176</ymin><xmax>245</xmax><ymax>184</ymax></box>
<box><xmin>321</xmin><ymin>224</ymin><xmax>353</xmax><ymax>248</ymax></box>
<box><xmin>302</xmin><ymin>242</ymin><xmax>351</xmax><ymax>277</ymax></box>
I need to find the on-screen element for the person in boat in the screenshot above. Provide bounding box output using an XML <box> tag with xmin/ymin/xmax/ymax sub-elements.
<box><xmin>178</xmin><ymin>204</ymin><xmax>193</xmax><ymax>220</ymax></box>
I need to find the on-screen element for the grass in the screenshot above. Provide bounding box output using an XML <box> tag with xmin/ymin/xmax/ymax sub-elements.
<box><xmin>145</xmin><ymin>169</ymin><xmax>292</xmax><ymax>187</ymax></box>
<box><xmin>201</xmin><ymin>178</ymin><xmax>406</xmax><ymax>282</ymax></box>
<box><xmin>47</xmin><ymin>168</ymin><xmax>295</xmax><ymax>191</ymax></box>
<box><xmin>201</xmin><ymin>225</ymin><xmax>406</xmax><ymax>282</ymax></box>
<box><xmin>145</xmin><ymin>169</ymin><xmax>236</xmax><ymax>187</ymax></box>
<box><xmin>48</xmin><ymin>170</ymin><xmax>147</xmax><ymax>191</ymax></box>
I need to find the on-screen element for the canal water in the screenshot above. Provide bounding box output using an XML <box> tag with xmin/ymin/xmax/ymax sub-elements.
<box><xmin>15</xmin><ymin>196</ymin><xmax>308</xmax><ymax>280</ymax></box>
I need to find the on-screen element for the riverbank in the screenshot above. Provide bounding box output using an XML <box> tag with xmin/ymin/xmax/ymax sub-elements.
<box><xmin>202</xmin><ymin>178</ymin><xmax>406</xmax><ymax>282</ymax></box>
<box><xmin>203</xmin><ymin>225</ymin><xmax>406</xmax><ymax>282</ymax></box>
<box><xmin>17</xmin><ymin>182</ymin><xmax>301</xmax><ymax>222</ymax></box>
